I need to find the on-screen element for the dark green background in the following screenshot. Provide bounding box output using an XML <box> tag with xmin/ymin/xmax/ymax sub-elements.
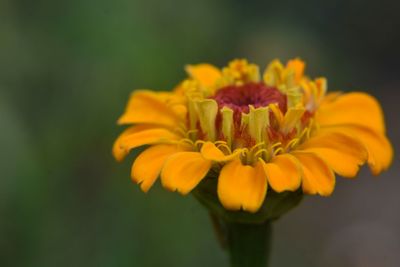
<box><xmin>1</xmin><ymin>0</ymin><xmax>399</xmax><ymax>266</ymax></box>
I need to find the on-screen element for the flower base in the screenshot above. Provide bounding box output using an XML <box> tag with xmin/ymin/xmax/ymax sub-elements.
<box><xmin>193</xmin><ymin>174</ymin><xmax>303</xmax><ymax>266</ymax></box>
<box><xmin>193</xmin><ymin>174</ymin><xmax>303</xmax><ymax>224</ymax></box>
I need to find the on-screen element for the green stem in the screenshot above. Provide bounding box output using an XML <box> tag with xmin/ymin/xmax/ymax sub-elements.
<box><xmin>226</xmin><ymin>221</ymin><xmax>272</xmax><ymax>267</ymax></box>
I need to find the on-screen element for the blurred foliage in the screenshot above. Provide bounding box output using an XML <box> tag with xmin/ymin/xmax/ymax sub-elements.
<box><xmin>1</xmin><ymin>0</ymin><xmax>399</xmax><ymax>266</ymax></box>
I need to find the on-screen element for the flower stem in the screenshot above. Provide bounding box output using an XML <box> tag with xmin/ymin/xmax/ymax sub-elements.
<box><xmin>226</xmin><ymin>221</ymin><xmax>272</xmax><ymax>267</ymax></box>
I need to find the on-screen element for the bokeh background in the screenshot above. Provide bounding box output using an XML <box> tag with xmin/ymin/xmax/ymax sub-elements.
<box><xmin>1</xmin><ymin>0</ymin><xmax>399</xmax><ymax>266</ymax></box>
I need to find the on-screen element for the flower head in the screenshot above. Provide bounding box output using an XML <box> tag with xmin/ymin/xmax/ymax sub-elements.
<box><xmin>113</xmin><ymin>58</ymin><xmax>393</xmax><ymax>213</ymax></box>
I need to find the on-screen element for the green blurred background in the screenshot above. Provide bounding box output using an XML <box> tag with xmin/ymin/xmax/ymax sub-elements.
<box><xmin>1</xmin><ymin>0</ymin><xmax>399</xmax><ymax>266</ymax></box>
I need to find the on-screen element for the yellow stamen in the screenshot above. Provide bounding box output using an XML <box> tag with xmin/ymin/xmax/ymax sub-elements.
<box><xmin>216</xmin><ymin>143</ymin><xmax>232</xmax><ymax>155</ymax></box>
<box><xmin>254</xmin><ymin>148</ymin><xmax>269</xmax><ymax>160</ymax></box>
<box><xmin>273</xmin><ymin>147</ymin><xmax>283</xmax><ymax>156</ymax></box>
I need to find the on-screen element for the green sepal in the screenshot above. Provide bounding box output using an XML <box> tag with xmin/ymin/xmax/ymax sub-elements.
<box><xmin>192</xmin><ymin>172</ymin><xmax>303</xmax><ymax>224</ymax></box>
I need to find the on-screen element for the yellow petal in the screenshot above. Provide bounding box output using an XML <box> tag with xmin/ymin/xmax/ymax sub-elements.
<box><xmin>200</xmin><ymin>142</ymin><xmax>242</xmax><ymax>162</ymax></box>
<box><xmin>260</xmin><ymin>154</ymin><xmax>301</xmax><ymax>192</ymax></box>
<box><xmin>161</xmin><ymin>152</ymin><xmax>211</xmax><ymax>194</ymax></box>
<box><xmin>195</xmin><ymin>99</ymin><xmax>218</xmax><ymax>141</ymax></box>
<box><xmin>248</xmin><ymin>105</ymin><xmax>270</xmax><ymax>143</ymax></box>
<box><xmin>221</xmin><ymin>59</ymin><xmax>260</xmax><ymax>84</ymax></box>
<box><xmin>131</xmin><ymin>144</ymin><xmax>187</xmax><ymax>192</ymax></box>
<box><xmin>170</xmin><ymin>104</ymin><xmax>188</xmax><ymax>121</ymax></box>
<box><xmin>113</xmin><ymin>127</ymin><xmax>180</xmax><ymax>161</ymax></box>
<box><xmin>286</xmin><ymin>87</ymin><xmax>303</xmax><ymax>108</ymax></box>
<box><xmin>314</xmin><ymin>78</ymin><xmax>327</xmax><ymax>99</ymax></box>
<box><xmin>320</xmin><ymin>125</ymin><xmax>393</xmax><ymax>175</ymax></box>
<box><xmin>317</xmin><ymin>92</ymin><xmax>386</xmax><ymax>133</ymax></box>
<box><xmin>298</xmin><ymin>132</ymin><xmax>368</xmax><ymax>178</ymax></box>
<box><xmin>281</xmin><ymin>106</ymin><xmax>305</xmax><ymax>133</ymax></box>
<box><xmin>293</xmin><ymin>152</ymin><xmax>335</xmax><ymax>196</ymax></box>
<box><xmin>263</xmin><ymin>59</ymin><xmax>284</xmax><ymax>87</ymax></box>
<box><xmin>269</xmin><ymin>103</ymin><xmax>284</xmax><ymax>126</ymax></box>
<box><xmin>113</xmin><ymin>125</ymin><xmax>157</xmax><ymax>161</ymax></box>
<box><xmin>221</xmin><ymin>107</ymin><xmax>234</xmax><ymax>146</ymax></box>
<box><xmin>117</xmin><ymin>90</ymin><xmax>183</xmax><ymax>127</ymax></box>
<box><xmin>185</xmin><ymin>64</ymin><xmax>221</xmax><ymax>87</ymax></box>
<box><xmin>217</xmin><ymin>160</ymin><xmax>267</xmax><ymax>213</ymax></box>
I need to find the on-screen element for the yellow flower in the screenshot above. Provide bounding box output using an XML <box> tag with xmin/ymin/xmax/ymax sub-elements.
<box><xmin>113</xmin><ymin>58</ymin><xmax>393</xmax><ymax>213</ymax></box>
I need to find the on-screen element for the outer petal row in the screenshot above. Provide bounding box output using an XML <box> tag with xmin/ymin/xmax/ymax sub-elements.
<box><xmin>319</xmin><ymin>125</ymin><xmax>393</xmax><ymax>175</ymax></box>
<box><xmin>119</xmin><ymin>122</ymin><xmax>389</xmax><ymax>213</ymax></box>
<box><xmin>129</xmin><ymin>142</ymin><xmax>268</xmax><ymax>213</ymax></box>
<box><xmin>161</xmin><ymin>152</ymin><xmax>212</xmax><ymax>194</ymax></box>
<box><xmin>260</xmin><ymin>154</ymin><xmax>301</xmax><ymax>193</ymax></box>
<box><xmin>127</xmin><ymin>140</ymin><xmax>341</xmax><ymax>213</ymax></box>
<box><xmin>117</xmin><ymin>90</ymin><xmax>186</xmax><ymax>127</ymax></box>
<box><xmin>112</xmin><ymin>125</ymin><xmax>181</xmax><ymax>161</ymax></box>
<box><xmin>130</xmin><ymin>142</ymin><xmax>239</xmax><ymax>194</ymax></box>
<box><xmin>316</xmin><ymin>92</ymin><xmax>385</xmax><ymax>133</ymax></box>
<box><xmin>131</xmin><ymin>144</ymin><xmax>186</xmax><ymax>192</ymax></box>
<box><xmin>298</xmin><ymin>132</ymin><xmax>368</xmax><ymax>178</ymax></box>
<box><xmin>316</xmin><ymin>92</ymin><xmax>393</xmax><ymax>175</ymax></box>
<box><xmin>292</xmin><ymin>152</ymin><xmax>335</xmax><ymax>196</ymax></box>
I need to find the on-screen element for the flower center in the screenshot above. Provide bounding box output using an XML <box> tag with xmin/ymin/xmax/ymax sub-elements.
<box><xmin>212</xmin><ymin>82</ymin><xmax>287</xmax><ymax>114</ymax></box>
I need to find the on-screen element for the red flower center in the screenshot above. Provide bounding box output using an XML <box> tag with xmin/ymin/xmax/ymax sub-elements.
<box><xmin>212</xmin><ymin>82</ymin><xmax>287</xmax><ymax>114</ymax></box>
<box><xmin>209</xmin><ymin>83</ymin><xmax>288</xmax><ymax>145</ymax></box>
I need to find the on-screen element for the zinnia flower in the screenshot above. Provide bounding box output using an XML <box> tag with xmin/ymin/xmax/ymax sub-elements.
<box><xmin>113</xmin><ymin>58</ymin><xmax>393</xmax><ymax>213</ymax></box>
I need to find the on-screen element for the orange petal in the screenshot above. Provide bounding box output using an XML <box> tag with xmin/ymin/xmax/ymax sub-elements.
<box><xmin>286</xmin><ymin>58</ymin><xmax>305</xmax><ymax>83</ymax></box>
<box><xmin>292</xmin><ymin>152</ymin><xmax>335</xmax><ymax>196</ymax></box>
<box><xmin>185</xmin><ymin>64</ymin><xmax>222</xmax><ymax>87</ymax></box>
<box><xmin>131</xmin><ymin>144</ymin><xmax>187</xmax><ymax>192</ymax></box>
<box><xmin>217</xmin><ymin>160</ymin><xmax>267</xmax><ymax>213</ymax></box>
<box><xmin>260</xmin><ymin>154</ymin><xmax>301</xmax><ymax>192</ymax></box>
<box><xmin>113</xmin><ymin>125</ymin><xmax>157</xmax><ymax>161</ymax></box>
<box><xmin>113</xmin><ymin>126</ymin><xmax>180</xmax><ymax>161</ymax></box>
<box><xmin>320</xmin><ymin>125</ymin><xmax>393</xmax><ymax>175</ymax></box>
<box><xmin>117</xmin><ymin>90</ymin><xmax>183</xmax><ymax>127</ymax></box>
<box><xmin>298</xmin><ymin>132</ymin><xmax>368</xmax><ymax>178</ymax></box>
<box><xmin>200</xmin><ymin>142</ymin><xmax>241</xmax><ymax>162</ymax></box>
<box><xmin>160</xmin><ymin>152</ymin><xmax>211</xmax><ymax>194</ymax></box>
<box><xmin>317</xmin><ymin>92</ymin><xmax>386</xmax><ymax>133</ymax></box>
